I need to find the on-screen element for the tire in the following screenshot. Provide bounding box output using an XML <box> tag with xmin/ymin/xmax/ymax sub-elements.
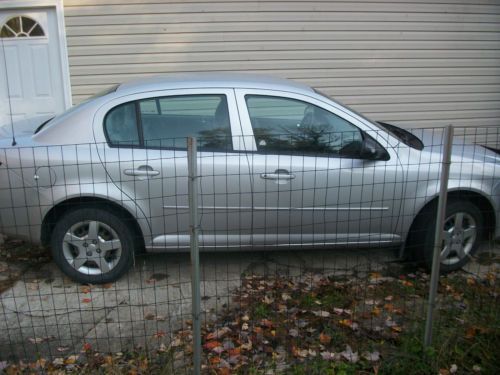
<box><xmin>50</xmin><ymin>206</ymin><xmax>135</xmax><ymax>284</ymax></box>
<box><xmin>420</xmin><ymin>200</ymin><xmax>483</xmax><ymax>273</ymax></box>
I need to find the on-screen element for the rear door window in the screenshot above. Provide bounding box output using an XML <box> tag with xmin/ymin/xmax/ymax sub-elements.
<box><xmin>104</xmin><ymin>102</ymin><xmax>141</xmax><ymax>146</ymax></box>
<box><xmin>104</xmin><ymin>94</ymin><xmax>233</xmax><ymax>150</ymax></box>
<box><xmin>139</xmin><ymin>94</ymin><xmax>232</xmax><ymax>150</ymax></box>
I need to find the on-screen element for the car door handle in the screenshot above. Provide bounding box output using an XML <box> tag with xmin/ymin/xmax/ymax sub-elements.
<box><xmin>123</xmin><ymin>167</ymin><xmax>160</xmax><ymax>177</ymax></box>
<box><xmin>260</xmin><ymin>169</ymin><xmax>296</xmax><ymax>180</ymax></box>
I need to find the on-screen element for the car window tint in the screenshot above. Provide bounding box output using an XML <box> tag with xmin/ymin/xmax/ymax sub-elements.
<box><xmin>139</xmin><ymin>94</ymin><xmax>232</xmax><ymax>150</ymax></box>
<box><xmin>245</xmin><ymin>95</ymin><xmax>363</xmax><ymax>156</ymax></box>
<box><xmin>104</xmin><ymin>102</ymin><xmax>140</xmax><ymax>146</ymax></box>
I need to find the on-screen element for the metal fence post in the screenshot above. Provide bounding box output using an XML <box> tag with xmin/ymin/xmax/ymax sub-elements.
<box><xmin>424</xmin><ymin>125</ymin><xmax>454</xmax><ymax>347</ymax></box>
<box><xmin>187</xmin><ymin>137</ymin><xmax>201</xmax><ymax>375</ymax></box>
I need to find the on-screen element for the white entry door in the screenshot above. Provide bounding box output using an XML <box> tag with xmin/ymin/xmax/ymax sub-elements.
<box><xmin>0</xmin><ymin>8</ymin><xmax>67</xmax><ymax>136</ymax></box>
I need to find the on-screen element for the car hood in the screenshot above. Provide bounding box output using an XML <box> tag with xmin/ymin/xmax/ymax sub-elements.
<box><xmin>410</xmin><ymin>128</ymin><xmax>500</xmax><ymax>164</ymax></box>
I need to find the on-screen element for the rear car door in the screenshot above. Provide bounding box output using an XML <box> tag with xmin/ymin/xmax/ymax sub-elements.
<box><xmin>234</xmin><ymin>89</ymin><xmax>404</xmax><ymax>248</ymax></box>
<box><xmin>94</xmin><ymin>89</ymin><xmax>252</xmax><ymax>250</ymax></box>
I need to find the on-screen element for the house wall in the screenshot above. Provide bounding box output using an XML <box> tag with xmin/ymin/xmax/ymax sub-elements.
<box><xmin>63</xmin><ymin>0</ymin><xmax>500</xmax><ymax>129</ymax></box>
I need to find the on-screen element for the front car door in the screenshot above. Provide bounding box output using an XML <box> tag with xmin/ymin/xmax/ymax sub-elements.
<box><xmin>94</xmin><ymin>89</ymin><xmax>252</xmax><ymax>250</ymax></box>
<box><xmin>234</xmin><ymin>89</ymin><xmax>404</xmax><ymax>248</ymax></box>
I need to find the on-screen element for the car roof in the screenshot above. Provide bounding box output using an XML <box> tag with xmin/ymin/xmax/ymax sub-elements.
<box><xmin>116</xmin><ymin>72</ymin><xmax>314</xmax><ymax>95</ymax></box>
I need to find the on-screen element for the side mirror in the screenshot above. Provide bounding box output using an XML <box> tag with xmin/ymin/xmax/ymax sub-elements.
<box><xmin>360</xmin><ymin>133</ymin><xmax>390</xmax><ymax>161</ymax></box>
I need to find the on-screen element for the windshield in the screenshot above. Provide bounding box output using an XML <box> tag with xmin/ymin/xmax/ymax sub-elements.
<box><xmin>313</xmin><ymin>88</ymin><xmax>424</xmax><ymax>150</ymax></box>
<box><xmin>313</xmin><ymin>88</ymin><xmax>379</xmax><ymax>127</ymax></box>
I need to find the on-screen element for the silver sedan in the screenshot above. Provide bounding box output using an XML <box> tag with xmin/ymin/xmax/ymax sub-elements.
<box><xmin>0</xmin><ymin>73</ymin><xmax>499</xmax><ymax>283</ymax></box>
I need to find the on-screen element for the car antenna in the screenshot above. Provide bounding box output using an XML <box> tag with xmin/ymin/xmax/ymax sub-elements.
<box><xmin>1</xmin><ymin>36</ymin><xmax>17</xmax><ymax>146</ymax></box>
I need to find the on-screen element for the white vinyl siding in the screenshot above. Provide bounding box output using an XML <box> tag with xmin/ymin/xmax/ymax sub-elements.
<box><xmin>63</xmin><ymin>0</ymin><xmax>500</xmax><ymax>129</ymax></box>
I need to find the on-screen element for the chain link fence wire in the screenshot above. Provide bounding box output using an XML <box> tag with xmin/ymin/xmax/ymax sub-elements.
<box><xmin>0</xmin><ymin>127</ymin><xmax>498</xmax><ymax>373</ymax></box>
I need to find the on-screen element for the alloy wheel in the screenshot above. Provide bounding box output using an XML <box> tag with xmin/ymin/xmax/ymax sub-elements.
<box><xmin>62</xmin><ymin>220</ymin><xmax>122</xmax><ymax>275</ymax></box>
<box><xmin>440</xmin><ymin>212</ymin><xmax>477</xmax><ymax>265</ymax></box>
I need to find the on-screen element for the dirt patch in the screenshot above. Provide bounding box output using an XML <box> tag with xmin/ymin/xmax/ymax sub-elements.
<box><xmin>0</xmin><ymin>237</ymin><xmax>51</xmax><ymax>294</ymax></box>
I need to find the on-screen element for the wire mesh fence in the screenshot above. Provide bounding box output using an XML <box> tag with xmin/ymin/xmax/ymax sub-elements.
<box><xmin>0</xmin><ymin>126</ymin><xmax>498</xmax><ymax>374</ymax></box>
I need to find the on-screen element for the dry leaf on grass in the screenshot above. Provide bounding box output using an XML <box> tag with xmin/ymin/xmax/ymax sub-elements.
<box><xmin>340</xmin><ymin>345</ymin><xmax>359</xmax><ymax>363</ymax></box>
<box><xmin>319</xmin><ymin>332</ymin><xmax>331</xmax><ymax>345</ymax></box>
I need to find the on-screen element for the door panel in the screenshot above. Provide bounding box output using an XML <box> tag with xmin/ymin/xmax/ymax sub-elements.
<box><xmin>235</xmin><ymin>89</ymin><xmax>404</xmax><ymax>247</ymax></box>
<box><xmin>95</xmin><ymin>89</ymin><xmax>252</xmax><ymax>249</ymax></box>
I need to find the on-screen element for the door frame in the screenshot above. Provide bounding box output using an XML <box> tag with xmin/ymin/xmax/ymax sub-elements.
<box><xmin>0</xmin><ymin>0</ymin><xmax>72</xmax><ymax>110</ymax></box>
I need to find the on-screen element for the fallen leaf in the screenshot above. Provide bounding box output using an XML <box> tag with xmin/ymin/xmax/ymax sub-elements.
<box><xmin>319</xmin><ymin>332</ymin><xmax>331</xmax><ymax>345</ymax></box>
<box><xmin>293</xmin><ymin>347</ymin><xmax>309</xmax><ymax>358</ymax></box>
<box><xmin>400</xmin><ymin>280</ymin><xmax>414</xmax><ymax>287</ymax></box>
<box><xmin>363</xmin><ymin>350</ymin><xmax>380</xmax><ymax>362</ymax></box>
<box><xmin>312</xmin><ymin>310</ymin><xmax>330</xmax><ymax>318</ymax></box>
<box><xmin>209</xmin><ymin>356</ymin><xmax>220</xmax><ymax>365</ymax></box>
<box><xmin>28</xmin><ymin>336</ymin><xmax>54</xmax><ymax>344</ymax></box>
<box><xmin>64</xmin><ymin>355</ymin><xmax>78</xmax><ymax>365</ymax></box>
<box><xmin>206</xmin><ymin>326</ymin><xmax>231</xmax><ymax>340</ymax></box>
<box><xmin>26</xmin><ymin>282</ymin><xmax>39</xmax><ymax>291</ymax></box>
<box><xmin>465</xmin><ymin>326</ymin><xmax>478</xmax><ymax>339</ymax></box>
<box><xmin>289</xmin><ymin>328</ymin><xmax>299</xmax><ymax>337</ymax></box>
<box><xmin>52</xmin><ymin>358</ymin><xmax>64</xmax><ymax>366</ymax></box>
<box><xmin>281</xmin><ymin>293</ymin><xmax>291</xmax><ymax>301</ymax></box>
<box><xmin>340</xmin><ymin>345</ymin><xmax>359</xmax><ymax>363</ymax></box>
<box><xmin>372</xmin><ymin>307</ymin><xmax>382</xmax><ymax>316</ymax></box>
<box><xmin>320</xmin><ymin>351</ymin><xmax>336</xmax><ymax>360</ymax></box>
<box><xmin>212</xmin><ymin>345</ymin><xmax>224</xmax><ymax>354</ymax></box>
<box><xmin>339</xmin><ymin>319</ymin><xmax>359</xmax><ymax>330</ymax></box>
<box><xmin>391</xmin><ymin>325</ymin><xmax>402</xmax><ymax>333</ymax></box>
<box><xmin>263</xmin><ymin>295</ymin><xmax>274</xmax><ymax>304</ymax></box>
<box><xmin>384</xmin><ymin>303</ymin><xmax>395</xmax><ymax>312</ymax></box>
<box><xmin>152</xmin><ymin>331</ymin><xmax>166</xmax><ymax>339</ymax></box>
<box><xmin>144</xmin><ymin>313</ymin><xmax>156</xmax><ymax>320</ymax></box>
<box><xmin>467</xmin><ymin>277</ymin><xmax>476</xmax><ymax>286</ymax></box>
<box><xmin>203</xmin><ymin>341</ymin><xmax>222</xmax><ymax>350</ymax></box>
<box><xmin>240</xmin><ymin>340</ymin><xmax>252</xmax><ymax>351</ymax></box>
<box><xmin>80</xmin><ymin>286</ymin><xmax>91</xmax><ymax>294</ymax></box>
<box><xmin>333</xmin><ymin>307</ymin><xmax>352</xmax><ymax>316</ymax></box>
<box><xmin>28</xmin><ymin>337</ymin><xmax>44</xmax><ymax>344</ymax></box>
<box><xmin>35</xmin><ymin>358</ymin><xmax>46</xmax><ymax>368</ymax></box>
<box><xmin>241</xmin><ymin>322</ymin><xmax>249</xmax><ymax>331</ymax></box>
<box><xmin>241</xmin><ymin>314</ymin><xmax>250</xmax><ymax>322</ymax></box>
<box><xmin>260</xmin><ymin>319</ymin><xmax>273</xmax><ymax>328</ymax></box>
<box><xmin>227</xmin><ymin>348</ymin><xmax>241</xmax><ymax>356</ymax></box>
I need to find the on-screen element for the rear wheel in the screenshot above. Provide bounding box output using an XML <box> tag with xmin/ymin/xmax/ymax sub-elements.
<box><xmin>50</xmin><ymin>207</ymin><xmax>135</xmax><ymax>284</ymax></box>
<box><xmin>421</xmin><ymin>200</ymin><xmax>483</xmax><ymax>272</ymax></box>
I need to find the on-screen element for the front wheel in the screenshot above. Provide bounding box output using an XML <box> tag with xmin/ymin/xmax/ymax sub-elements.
<box><xmin>423</xmin><ymin>200</ymin><xmax>483</xmax><ymax>273</ymax></box>
<box><xmin>50</xmin><ymin>207</ymin><xmax>135</xmax><ymax>284</ymax></box>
